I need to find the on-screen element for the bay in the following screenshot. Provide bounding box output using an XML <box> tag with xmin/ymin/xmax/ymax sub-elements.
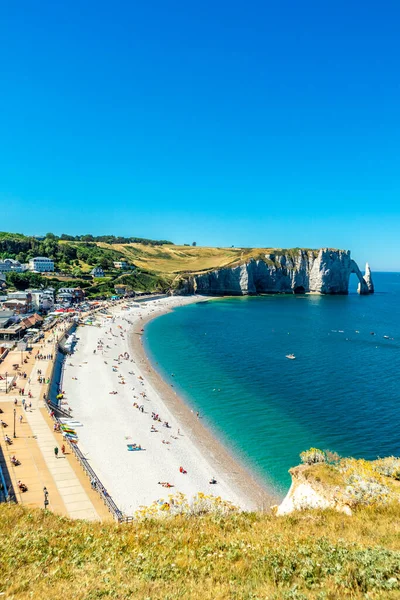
<box><xmin>144</xmin><ymin>273</ymin><xmax>400</xmax><ymax>497</ymax></box>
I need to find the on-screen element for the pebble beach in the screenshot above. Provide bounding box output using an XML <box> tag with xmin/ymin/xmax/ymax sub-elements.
<box><xmin>62</xmin><ymin>295</ymin><xmax>274</xmax><ymax>516</ymax></box>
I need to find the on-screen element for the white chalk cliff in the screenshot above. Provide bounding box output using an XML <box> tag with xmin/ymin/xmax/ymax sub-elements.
<box><xmin>276</xmin><ymin>465</ymin><xmax>353</xmax><ymax>516</ymax></box>
<box><xmin>177</xmin><ymin>249</ymin><xmax>374</xmax><ymax>296</ymax></box>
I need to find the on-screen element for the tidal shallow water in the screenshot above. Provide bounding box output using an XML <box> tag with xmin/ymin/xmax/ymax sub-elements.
<box><xmin>144</xmin><ymin>273</ymin><xmax>400</xmax><ymax>497</ymax></box>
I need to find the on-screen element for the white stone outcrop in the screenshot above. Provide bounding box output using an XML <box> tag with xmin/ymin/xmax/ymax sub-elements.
<box><xmin>363</xmin><ymin>262</ymin><xmax>374</xmax><ymax>293</ymax></box>
<box><xmin>276</xmin><ymin>466</ymin><xmax>352</xmax><ymax>516</ymax></box>
<box><xmin>177</xmin><ymin>249</ymin><xmax>374</xmax><ymax>296</ymax></box>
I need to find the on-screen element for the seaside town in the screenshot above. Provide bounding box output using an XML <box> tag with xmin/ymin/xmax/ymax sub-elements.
<box><xmin>0</xmin><ymin>248</ymin><xmax>183</xmax><ymax>520</ymax></box>
<box><xmin>0</xmin><ymin>241</ymin><xmax>262</xmax><ymax>524</ymax></box>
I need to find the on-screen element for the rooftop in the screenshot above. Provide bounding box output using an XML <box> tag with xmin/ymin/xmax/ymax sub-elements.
<box><xmin>30</xmin><ymin>256</ymin><xmax>54</xmax><ymax>261</ymax></box>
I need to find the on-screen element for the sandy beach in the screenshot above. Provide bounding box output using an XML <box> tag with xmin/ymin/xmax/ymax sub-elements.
<box><xmin>62</xmin><ymin>295</ymin><xmax>275</xmax><ymax>516</ymax></box>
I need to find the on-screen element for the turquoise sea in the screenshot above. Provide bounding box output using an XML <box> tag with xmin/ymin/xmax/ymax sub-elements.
<box><xmin>144</xmin><ymin>273</ymin><xmax>400</xmax><ymax>497</ymax></box>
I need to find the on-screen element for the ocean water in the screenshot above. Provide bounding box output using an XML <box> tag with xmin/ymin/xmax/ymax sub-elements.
<box><xmin>144</xmin><ymin>273</ymin><xmax>400</xmax><ymax>497</ymax></box>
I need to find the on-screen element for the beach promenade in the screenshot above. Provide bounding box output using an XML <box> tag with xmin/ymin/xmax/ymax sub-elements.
<box><xmin>0</xmin><ymin>322</ymin><xmax>109</xmax><ymax>521</ymax></box>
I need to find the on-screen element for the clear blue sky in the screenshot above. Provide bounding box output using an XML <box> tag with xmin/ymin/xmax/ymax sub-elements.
<box><xmin>1</xmin><ymin>1</ymin><xmax>400</xmax><ymax>269</ymax></box>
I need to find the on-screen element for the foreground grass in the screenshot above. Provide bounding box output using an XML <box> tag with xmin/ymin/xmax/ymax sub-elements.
<box><xmin>2</xmin><ymin>504</ymin><xmax>400</xmax><ymax>599</ymax></box>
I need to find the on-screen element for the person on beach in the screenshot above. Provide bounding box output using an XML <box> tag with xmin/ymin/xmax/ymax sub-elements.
<box><xmin>54</xmin><ymin>447</ymin><xmax>59</xmax><ymax>458</ymax></box>
<box><xmin>18</xmin><ymin>480</ymin><xmax>28</xmax><ymax>492</ymax></box>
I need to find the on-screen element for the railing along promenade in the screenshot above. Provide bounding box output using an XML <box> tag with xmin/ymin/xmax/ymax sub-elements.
<box><xmin>44</xmin><ymin>306</ymin><xmax>128</xmax><ymax>522</ymax></box>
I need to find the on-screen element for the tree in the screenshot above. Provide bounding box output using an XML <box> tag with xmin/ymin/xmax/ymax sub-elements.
<box><xmin>99</xmin><ymin>256</ymin><xmax>113</xmax><ymax>270</ymax></box>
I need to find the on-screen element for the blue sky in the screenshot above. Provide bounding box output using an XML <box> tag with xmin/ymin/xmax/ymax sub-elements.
<box><xmin>1</xmin><ymin>1</ymin><xmax>400</xmax><ymax>269</ymax></box>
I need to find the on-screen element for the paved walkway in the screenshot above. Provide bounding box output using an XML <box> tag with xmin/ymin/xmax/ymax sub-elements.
<box><xmin>0</xmin><ymin>326</ymin><xmax>104</xmax><ymax>521</ymax></box>
<box><xmin>23</xmin><ymin>354</ymin><xmax>100</xmax><ymax>521</ymax></box>
<box><xmin>0</xmin><ymin>401</ymin><xmax>67</xmax><ymax>514</ymax></box>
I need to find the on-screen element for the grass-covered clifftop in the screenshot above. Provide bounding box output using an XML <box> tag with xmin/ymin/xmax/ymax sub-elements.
<box><xmin>2</xmin><ymin>502</ymin><xmax>400</xmax><ymax>599</ymax></box>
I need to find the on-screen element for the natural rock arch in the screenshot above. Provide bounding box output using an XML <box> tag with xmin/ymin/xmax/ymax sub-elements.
<box><xmin>349</xmin><ymin>260</ymin><xmax>369</xmax><ymax>295</ymax></box>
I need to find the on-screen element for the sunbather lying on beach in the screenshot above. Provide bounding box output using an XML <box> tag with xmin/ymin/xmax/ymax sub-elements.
<box><xmin>162</xmin><ymin>440</ymin><xmax>171</xmax><ymax>445</ymax></box>
<box><xmin>158</xmin><ymin>481</ymin><xmax>174</xmax><ymax>488</ymax></box>
<box><xmin>150</xmin><ymin>425</ymin><xmax>158</xmax><ymax>432</ymax></box>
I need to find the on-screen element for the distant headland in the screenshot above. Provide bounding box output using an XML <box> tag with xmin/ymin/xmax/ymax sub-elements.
<box><xmin>0</xmin><ymin>232</ymin><xmax>373</xmax><ymax>298</ymax></box>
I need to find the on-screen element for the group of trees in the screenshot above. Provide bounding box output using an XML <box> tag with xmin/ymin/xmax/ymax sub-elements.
<box><xmin>59</xmin><ymin>234</ymin><xmax>173</xmax><ymax>245</ymax></box>
<box><xmin>6</xmin><ymin>271</ymin><xmax>92</xmax><ymax>293</ymax></box>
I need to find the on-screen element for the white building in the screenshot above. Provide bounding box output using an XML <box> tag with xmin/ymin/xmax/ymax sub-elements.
<box><xmin>113</xmin><ymin>261</ymin><xmax>129</xmax><ymax>269</ymax></box>
<box><xmin>27</xmin><ymin>288</ymin><xmax>54</xmax><ymax>312</ymax></box>
<box><xmin>28</xmin><ymin>257</ymin><xmax>55</xmax><ymax>273</ymax></box>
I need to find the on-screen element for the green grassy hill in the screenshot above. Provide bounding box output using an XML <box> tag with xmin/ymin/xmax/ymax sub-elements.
<box><xmin>2</xmin><ymin>502</ymin><xmax>400</xmax><ymax>599</ymax></box>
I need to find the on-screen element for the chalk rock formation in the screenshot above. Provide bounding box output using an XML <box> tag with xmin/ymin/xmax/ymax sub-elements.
<box><xmin>276</xmin><ymin>465</ymin><xmax>352</xmax><ymax>516</ymax></box>
<box><xmin>177</xmin><ymin>249</ymin><xmax>374</xmax><ymax>296</ymax></box>
<box><xmin>363</xmin><ymin>262</ymin><xmax>374</xmax><ymax>293</ymax></box>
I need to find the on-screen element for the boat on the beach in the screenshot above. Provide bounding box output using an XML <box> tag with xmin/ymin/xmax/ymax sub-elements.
<box><xmin>286</xmin><ymin>354</ymin><xmax>296</xmax><ymax>360</ymax></box>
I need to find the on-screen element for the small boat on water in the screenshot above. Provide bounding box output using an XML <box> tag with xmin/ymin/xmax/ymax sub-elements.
<box><xmin>286</xmin><ymin>354</ymin><xmax>296</xmax><ymax>360</ymax></box>
<box><xmin>383</xmin><ymin>335</ymin><xmax>390</xmax><ymax>339</ymax></box>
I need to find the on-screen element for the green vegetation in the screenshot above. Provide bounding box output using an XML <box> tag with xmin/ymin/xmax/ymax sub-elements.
<box><xmin>5</xmin><ymin>271</ymin><xmax>92</xmax><ymax>294</ymax></box>
<box><xmin>2</xmin><ymin>502</ymin><xmax>400</xmax><ymax>599</ymax></box>
<box><xmin>58</xmin><ymin>233</ymin><xmax>173</xmax><ymax>245</ymax></box>
<box><xmin>0</xmin><ymin>232</ymin><xmax>173</xmax><ymax>297</ymax></box>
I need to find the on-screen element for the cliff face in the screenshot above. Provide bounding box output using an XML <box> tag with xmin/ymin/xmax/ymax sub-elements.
<box><xmin>178</xmin><ymin>249</ymin><xmax>374</xmax><ymax>296</ymax></box>
<box><xmin>276</xmin><ymin>454</ymin><xmax>400</xmax><ymax>517</ymax></box>
<box><xmin>276</xmin><ymin>465</ymin><xmax>353</xmax><ymax>516</ymax></box>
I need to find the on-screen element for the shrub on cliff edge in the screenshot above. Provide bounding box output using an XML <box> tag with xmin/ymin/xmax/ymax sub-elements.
<box><xmin>300</xmin><ymin>448</ymin><xmax>327</xmax><ymax>465</ymax></box>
